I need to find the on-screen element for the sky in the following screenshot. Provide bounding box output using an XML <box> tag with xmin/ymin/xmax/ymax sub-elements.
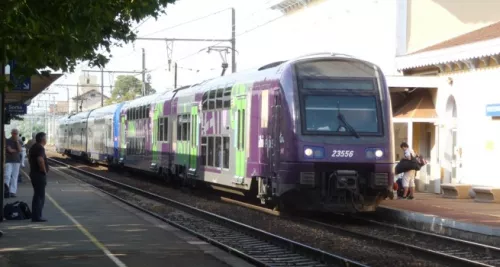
<box><xmin>38</xmin><ymin>0</ymin><xmax>286</xmax><ymax>106</ymax></box>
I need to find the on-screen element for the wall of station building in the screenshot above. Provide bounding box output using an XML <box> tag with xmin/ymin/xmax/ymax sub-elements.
<box><xmin>431</xmin><ymin>65</ymin><xmax>500</xmax><ymax>188</ymax></box>
<box><xmin>236</xmin><ymin>0</ymin><xmax>404</xmax><ymax>76</ymax></box>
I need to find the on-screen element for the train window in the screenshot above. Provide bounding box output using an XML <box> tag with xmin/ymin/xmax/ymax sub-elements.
<box><xmin>163</xmin><ymin>118</ymin><xmax>168</xmax><ymax>141</ymax></box>
<box><xmin>146</xmin><ymin>106</ymin><xmax>150</xmax><ymax>118</ymax></box>
<box><xmin>201</xmin><ymin>137</ymin><xmax>207</xmax><ymax>166</ymax></box>
<box><xmin>208</xmin><ymin>90</ymin><xmax>216</xmax><ymax>110</ymax></box>
<box><xmin>207</xmin><ymin>136</ymin><xmax>214</xmax><ymax>167</ymax></box>
<box><xmin>158</xmin><ymin>118</ymin><xmax>164</xmax><ymax>141</ymax></box>
<box><xmin>241</xmin><ymin>109</ymin><xmax>245</xmax><ymax>149</ymax></box>
<box><xmin>223</xmin><ymin>87</ymin><xmax>232</xmax><ymax>108</ymax></box>
<box><xmin>215</xmin><ymin>136</ymin><xmax>221</xmax><ymax>168</ymax></box>
<box><xmin>216</xmin><ymin>89</ymin><xmax>223</xmax><ymax>109</ymax></box>
<box><xmin>202</xmin><ymin>92</ymin><xmax>208</xmax><ymax>110</ymax></box>
<box><xmin>223</xmin><ymin>137</ymin><xmax>230</xmax><ymax>169</ymax></box>
<box><xmin>142</xmin><ymin>106</ymin><xmax>146</xmax><ymax>119</ymax></box>
<box><xmin>177</xmin><ymin>118</ymin><xmax>182</xmax><ymax>141</ymax></box>
<box><xmin>135</xmin><ymin>108</ymin><xmax>139</xmax><ymax>120</ymax></box>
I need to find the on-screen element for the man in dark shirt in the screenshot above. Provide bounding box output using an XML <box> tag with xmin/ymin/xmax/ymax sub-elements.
<box><xmin>28</xmin><ymin>132</ymin><xmax>49</xmax><ymax>222</ymax></box>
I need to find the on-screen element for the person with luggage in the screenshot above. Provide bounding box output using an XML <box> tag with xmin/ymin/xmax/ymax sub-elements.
<box><xmin>399</xmin><ymin>142</ymin><xmax>416</xmax><ymax>200</ymax></box>
<box><xmin>28</xmin><ymin>132</ymin><xmax>49</xmax><ymax>222</ymax></box>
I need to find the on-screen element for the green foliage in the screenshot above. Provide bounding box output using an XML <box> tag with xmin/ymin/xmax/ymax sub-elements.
<box><xmin>0</xmin><ymin>0</ymin><xmax>175</xmax><ymax>91</ymax></box>
<box><xmin>106</xmin><ymin>75</ymin><xmax>156</xmax><ymax>104</ymax></box>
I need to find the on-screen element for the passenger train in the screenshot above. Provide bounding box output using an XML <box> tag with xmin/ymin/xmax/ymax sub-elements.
<box><xmin>56</xmin><ymin>53</ymin><xmax>395</xmax><ymax>213</ymax></box>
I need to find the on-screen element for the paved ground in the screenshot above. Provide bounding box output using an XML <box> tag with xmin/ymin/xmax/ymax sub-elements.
<box><xmin>379</xmin><ymin>192</ymin><xmax>500</xmax><ymax>239</ymax></box>
<box><xmin>0</xmin><ymin>166</ymin><xmax>255</xmax><ymax>267</ymax></box>
<box><xmin>382</xmin><ymin>192</ymin><xmax>500</xmax><ymax>227</ymax></box>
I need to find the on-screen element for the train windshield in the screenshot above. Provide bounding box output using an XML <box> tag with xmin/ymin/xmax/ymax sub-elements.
<box><xmin>303</xmin><ymin>95</ymin><xmax>379</xmax><ymax>134</ymax></box>
<box><xmin>295</xmin><ymin>59</ymin><xmax>383</xmax><ymax>136</ymax></box>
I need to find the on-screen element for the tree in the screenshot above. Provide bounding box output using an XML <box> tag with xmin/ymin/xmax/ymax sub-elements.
<box><xmin>0</xmin><ymin>0</ymin><xmax>175</xmax><ymax>91</ymax></box>
<box><xmin>106</xmin><ymin>75</ymin><xmax>156</xmax><ymax>104</ymax></box>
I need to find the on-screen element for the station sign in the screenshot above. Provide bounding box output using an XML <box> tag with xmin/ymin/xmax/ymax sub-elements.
<box><xmin>6</xmin><ymin>103</ymin><xmax>27</xmax><ymax>115</ymax></box>
<box><xmin>486</xmin><ymin>104</ymin><xmax>500</xmax><ymax>117</ymax></box>
<box><xmin>9</xmin><ymin>60</ymin><xmax>31</xmax><ymax>91</ymax></box>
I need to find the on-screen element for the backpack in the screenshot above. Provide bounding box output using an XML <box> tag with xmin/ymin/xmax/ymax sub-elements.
<box><xmin>3</xmin><ymin>201</ymin><xmax>32</xmax><ymax>220</ymax></box>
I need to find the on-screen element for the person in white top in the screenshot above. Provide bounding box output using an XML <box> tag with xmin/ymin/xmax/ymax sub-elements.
<box><xmin>400</xmin><ymin>142</ymin><xmax>415</xmax><ymax>200</ymax></box>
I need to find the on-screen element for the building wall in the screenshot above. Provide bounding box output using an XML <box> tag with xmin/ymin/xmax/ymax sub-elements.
<box><xmin>434</xmin><ymin>66</ymin><xmax>500</xmax><ymax>187</ymax></box>
<box><xmin>407</xmin><ymin>0</ymin><xmax>500</xmax><ymax>53</ymax></box>
<box><xmin>237</xmin><ymin>0</ymin><xmax>404</xmax><ymax>75</ymax></box>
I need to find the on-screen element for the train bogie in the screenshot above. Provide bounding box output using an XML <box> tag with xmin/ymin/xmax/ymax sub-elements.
<box><xmin>56</xmin><ymin>52</ymin><xmax>395</xmax><ymax>214</ymax></box>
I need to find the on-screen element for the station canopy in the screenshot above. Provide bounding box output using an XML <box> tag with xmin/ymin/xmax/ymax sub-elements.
<box><xmin>4</xmin><ymin>73</ymin><xmax>62</xmax><ymax>105</ymax></box>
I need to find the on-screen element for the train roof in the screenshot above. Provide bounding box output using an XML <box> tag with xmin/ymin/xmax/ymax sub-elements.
<box><xmin>121</xmin><ymin>91</ymin><xmax>168</xmax><ymax>109</ymax></box>
<box><xmin>88</xmin><ymin>102</ymin><xmax>122</xmax><ymax>118</ymax></box>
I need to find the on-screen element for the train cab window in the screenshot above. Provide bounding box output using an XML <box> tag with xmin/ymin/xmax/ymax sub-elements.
<box><xmin>201</xmin><ymin>137</ymin><xmax>207</xmax><ymax>166</ymax></box>
<box><xmin>223</xmin><ymin>87</ymin><xmax>232</xmax><ymax>108</ymax></box>
<box><xmin>208</xmin><ymin>90</ymin><xmax>216</xmax><ymax>110</ymax></box>
<box><xmin>216</xmin><ymin>89</ymin><xmax>223</xmax><ymax>109</ymax></box>
<box><xmin>223</xmin><ymin>137</ymin><xmax>230</xmax><ymax>169</ymax></box>
<box><xmin>202</xmin><ymin>92</ymin><xmax>208</xmax><ymax>110</ymax></box>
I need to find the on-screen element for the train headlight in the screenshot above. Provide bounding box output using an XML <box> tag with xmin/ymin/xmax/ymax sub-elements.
<box><xmin>365</xmin><ymin>148</ymin><xmax>384</xmax><ymax>159</ymax></box>
<box><xmin>304</xmin><ymin>146</ymin><xmax>325</xmax><ymax>159</ymax></box>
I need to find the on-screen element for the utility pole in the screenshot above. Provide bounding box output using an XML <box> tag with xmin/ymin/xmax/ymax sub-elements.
<box><xmin>231</xmin><ymin>7</ymin><xmax>236</xmax><ymax>73</ymax></box>
<box><xmin>174</xmin><ymin>63</ymin><xmax>178</xmax><ymax>89</ymax></box>
<box><xmin>76</xmin><ymin>83</ymin><xmax>79</xmax><ymax>112</ymax></box>
<box><xmin>101</xmin><ymin>68</ymin><xmax>104</xmax><ymax>107</ymax></box>
<box><xmin>142</xmin><ymin>48</ymin><xmax>146</xmax><ymax>96</ymax></box>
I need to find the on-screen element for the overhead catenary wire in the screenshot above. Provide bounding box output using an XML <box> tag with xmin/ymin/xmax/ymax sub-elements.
<box><xmin>141</xmin><ymin>0</ymin><xmax>301</xmax><ymax>76</ymax></box>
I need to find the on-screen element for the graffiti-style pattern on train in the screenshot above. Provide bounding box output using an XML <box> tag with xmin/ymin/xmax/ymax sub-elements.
<box><xmin>55</xmin><ymin>53</ymin><xmax>395</xmax><ymax>213</ymax></box>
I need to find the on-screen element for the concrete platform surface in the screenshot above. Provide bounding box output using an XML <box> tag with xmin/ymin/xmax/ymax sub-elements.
<box><xmin>0</xmin><ymin>166</ymin><xmax>255</xmax><ymax>267</ymax></box>
<box><xmin>378</xmin><ymin>193</ymin><xmax>500</xmax><ymax>244</ymax></box>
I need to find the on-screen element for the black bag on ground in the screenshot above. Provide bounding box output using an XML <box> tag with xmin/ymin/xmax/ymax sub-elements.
<box><xmin>3</xmin><ymin>201</ymin><xmax>32</xmax><ymax>220</ymax></box>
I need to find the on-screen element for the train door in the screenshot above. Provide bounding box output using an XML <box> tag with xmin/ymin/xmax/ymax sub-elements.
<box><xmin>120</xmin><ymin>113</ymin><xmax>127</xmax><ymax>159</ymax></box>
<box><xmin>188</xmin><ymin>104</ymin><xmax>199</xmax><ymax>175</ymax></box>
<box><xmin>233</xmin><ymin>84</ymin><xmax>247</xmax><ymax>184</ymax></box>
<box><xmin>270</xmin><ymin>88</ymin><xmax>281</xmax><ymax>176</ymax></box>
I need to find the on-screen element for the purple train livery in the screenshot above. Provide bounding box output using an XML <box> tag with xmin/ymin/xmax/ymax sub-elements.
<box><xmin>55</xmin><ymin>52</ymin><xmax>395</xmax><ymax>213</ymax></box>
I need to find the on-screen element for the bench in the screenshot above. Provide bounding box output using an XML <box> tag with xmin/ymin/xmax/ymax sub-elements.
<box><xmin>472</xmin><ymin>187</ymin><xmax>500</xmax><ymax>203</ymax></box>
<box><xmin>440</xmin><ymin>184</ymin><xmax>472</xmax><ymax>199</ymax></box>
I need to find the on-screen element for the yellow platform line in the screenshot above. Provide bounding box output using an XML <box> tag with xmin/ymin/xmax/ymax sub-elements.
<box><xmin>21</xmin><ymin>169</ymin><xmax>128</xmax><ymax>267</ymax></box>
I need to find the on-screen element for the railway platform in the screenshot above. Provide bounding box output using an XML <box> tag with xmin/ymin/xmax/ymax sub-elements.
<box><xmin>0</xmin><ymin>166</ymin><xmax>254</xmax><ymax>267</ymax></box>
<box><xmin>378</xmin><ymin>193</ymin><xmax>500</xmax><ymax>244</ymax></box>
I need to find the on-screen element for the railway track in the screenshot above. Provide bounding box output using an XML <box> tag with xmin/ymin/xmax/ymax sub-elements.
<box><xmin>301</xmin><ymin>215</ymin><xmax>500</xmax><ymax>267</ymax></box>
<box><xmin>218</xmin><ymin>196</ymin><xmax>500</xmax><ymax>267</ymax></box>
<box><xmin>48</xmin><ymin>158</ymin><xmax>366</xmax><ymax>267</ymax></box>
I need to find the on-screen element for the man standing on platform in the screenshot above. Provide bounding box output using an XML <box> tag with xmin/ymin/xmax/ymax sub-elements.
<box><xmin>5</xmin><ymin>128</ymin><xmax>22</xmax><ymax>198</ymax></box>
<box><xmin>28</xmin><ymin>132</ymin><xmax>49</xmax><ymax>222</ymax></box>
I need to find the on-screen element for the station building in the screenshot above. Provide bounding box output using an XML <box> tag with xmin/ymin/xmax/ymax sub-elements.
<box><xmin>237</xmin><ymin>0</ymin><xmax>500</xmax><ymax>191</ymax></box>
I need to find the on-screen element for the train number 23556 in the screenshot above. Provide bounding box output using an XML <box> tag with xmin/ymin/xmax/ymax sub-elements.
<box><xmin>331</xmin><ymin>150</ymin><xmax>354</xmax><ymax>158</ymax></box>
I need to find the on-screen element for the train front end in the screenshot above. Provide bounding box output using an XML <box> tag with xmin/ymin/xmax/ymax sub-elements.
<box><xmin>277</xmin><ymin>54</ymin><xmax>394</xmax><ymax>213</ymax></box>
